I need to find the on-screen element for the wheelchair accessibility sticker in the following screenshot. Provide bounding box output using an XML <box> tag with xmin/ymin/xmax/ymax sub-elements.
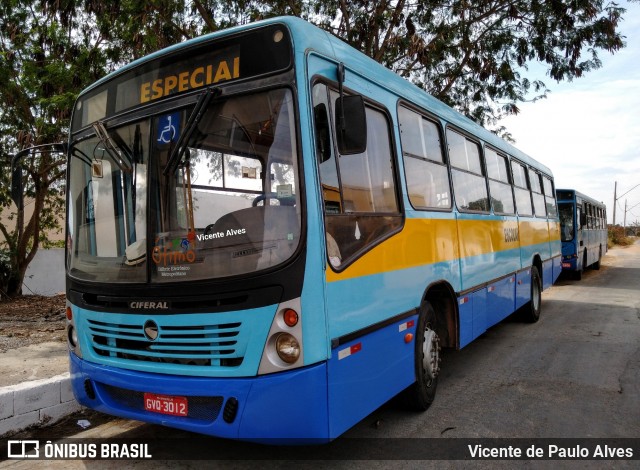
<box><xmin>157</xmin><ymin>112</ymin><xmax>180</xmax><ymax>145</ymax></box>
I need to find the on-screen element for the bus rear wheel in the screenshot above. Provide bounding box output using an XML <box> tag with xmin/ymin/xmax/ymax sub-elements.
<box><xmin>522</xmin><ymin>266</ymin><xmax>542</xmax><ymax>323</ymax></box>
<box><xmin>404</xmin><ymin>302</ymin><xmax>441</xmax><ymax>411</ymax></box>
<box><xmin>593</xmin><ymin>247</ymin><xmax>602</xmax><ymax>270</ymax></box>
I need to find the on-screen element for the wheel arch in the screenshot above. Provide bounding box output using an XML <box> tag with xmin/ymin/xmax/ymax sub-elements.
<box><xmin>532</xmin><ymin>254</ymin><xmax>543</xmax><ymax>285</ymax></box>
<box><xmin>421</xmin><ymin>281</ymin><xmax>458</xmax><ymax>350</ymax></box>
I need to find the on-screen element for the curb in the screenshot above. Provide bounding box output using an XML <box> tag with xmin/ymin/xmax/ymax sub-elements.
<box><xmin>0</xmin><ymin>373</ymin><xmax>82</xmax><ymax>437</ymax></box>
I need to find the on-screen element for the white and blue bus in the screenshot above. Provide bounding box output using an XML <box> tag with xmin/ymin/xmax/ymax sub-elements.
<box><xmin>13</xmin><ymin>17</ymin><xmax>561</xmax><ymax>442</ymax></box>
<box><xmin>556</xmin><ymin>189</ymin><xmax>607</xmax><ymax>279</ymax></box>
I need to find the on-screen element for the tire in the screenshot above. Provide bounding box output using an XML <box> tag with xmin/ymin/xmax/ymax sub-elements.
<box><xmin>593</xmin><ymin>247</ymin><xmax>602</xmax><ymax>270</ymax></box>
<box><xmin>574</xmin><ymin>251</ymin><xmax>585</xmax><ymax>280</ymax></box>
<box><xmin>522</xmin><ymin>266</ymin><xmax>542</xmax><ymax>323</ymax></box>
<box><xmin>403</xmin><ymin>302</ymin><xmax>441</xmax><ymax>411</ymax></box>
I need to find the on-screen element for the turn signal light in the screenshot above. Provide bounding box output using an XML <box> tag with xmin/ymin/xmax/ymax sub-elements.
<box><xmin>283</xmin><ymin>308</ymin><xmax>299</xmax><ymax>327</ymax></box>
<box><xmin>66</xmin><ymin>307</ymin><xmax>72</xmax><ymax>320</ymax></box>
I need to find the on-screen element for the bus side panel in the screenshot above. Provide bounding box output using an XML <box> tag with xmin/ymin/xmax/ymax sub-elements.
<box><xmin>458</xmin><ymin>298</ymin><xmax>474</xmax><ymax>348</ymax></box>
<box><xmin>486</xmin><ymin>275</ymin><xmax>517</xmax><ymax>327</ymax></box>
<box><xmin>515</xmin><ymin>267</ymin><xmax>532</xmax><ymax>310</ymax></box>
<box><xmin>462</xmin><ymin>274</ymin><xmax>516</xmax><ymax>345</ymax></box>
<box><xmin>455</xmin><ymin>215</ymin><xmax>520</xmax><ymax>292</ymax></box>
<box><xmin>327</xmin><ymin>315</ymin><xmax>417</xmax><ymax>438</ymax></box>
<box><xmin>542</xmin><ymin>257</ymin><xmax>555</xmax><ymax>290</ymax></box>
<box><xmin>471</xmin><ymin>287</ymin><xmax>487</xmax><ymax>339</ymax></box>
<box><xmin>552</xmin><ymin>254</ymin><xmax>562</xmax><ymax>283</ymax></box>
<box><xmin>325</xmin><ymin>261</ymin><xmax>459</xmax><ymax>342</ymax></box>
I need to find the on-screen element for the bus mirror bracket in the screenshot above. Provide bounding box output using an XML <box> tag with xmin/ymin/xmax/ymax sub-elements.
<box><xmin>334</xmin><ymin>63</ymin><xmax>367</xmax><ymax>155</ymax></box>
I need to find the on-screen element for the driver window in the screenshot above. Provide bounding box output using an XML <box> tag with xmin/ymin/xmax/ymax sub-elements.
<box><xmin>312</xmin><ymin>82</ymin><xmax>401</xmax><ymax>269</ymax></box>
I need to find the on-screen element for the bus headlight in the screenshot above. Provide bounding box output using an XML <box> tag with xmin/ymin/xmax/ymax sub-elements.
<box><xmin>68</xmin><ymin>325</ymin><xmax>78</xmax><ymax>348</ymax></box>
<box><xmin>66</xmin><ymin>302</ymin><xmax>82</xmax><ymax>358</ymax></box>
<box><xmin>258</xmin><ymin>298</ymin><xmax>303</xmax><ymax>374</ymax></box>
<box><xmin>275</xmin><ymin>333</ymin><xmax>300</xmax><ymax>364</ymax></box>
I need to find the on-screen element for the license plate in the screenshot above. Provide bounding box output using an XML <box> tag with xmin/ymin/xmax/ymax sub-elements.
<box><xmin>144</xmin><ymin>393</ymin><xmax>188</xmax><ymax>417</ymax></box>
<box><xmin>562</xmin><ymin>262</ymin><xmax>571</xmax><ymax>268</ymax></box>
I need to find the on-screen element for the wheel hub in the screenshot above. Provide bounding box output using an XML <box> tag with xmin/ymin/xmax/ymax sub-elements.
<box><xmin>422</xmin><ymin>328</ymin><xmax>441</xmax><ymax>381</ymax></box>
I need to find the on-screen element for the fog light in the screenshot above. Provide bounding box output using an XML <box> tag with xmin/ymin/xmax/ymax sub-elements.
<box><xmin>68</xmin><ymin>326</ymin><xmax>78</xmax><ymax>348</ymax></box>
<box><xmin>275</xmin><ymin>333</ymin><xmax>300</xmax><ymax>364</ymax></box>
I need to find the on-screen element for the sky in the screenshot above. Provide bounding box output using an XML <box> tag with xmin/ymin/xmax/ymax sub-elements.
<box><xmin>500</xmin><ymin>0</ymin><xmax>640</xmax><ymax>226</ymax></box>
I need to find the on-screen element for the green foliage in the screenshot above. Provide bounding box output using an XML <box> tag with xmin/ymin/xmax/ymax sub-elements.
<box><xmin>0</xmin><ymin>0</ymin><xmax>114</xmax><ymax>296</ymax></box>
<box><xmin>608</xmin><ymin>225</ymin><xmax>634</xmax><ymax>248</ymax></box>
<box><xmin>97</xmin><ymin>0</ymin><xmax>629</xmax><ymax>129</ymax></box>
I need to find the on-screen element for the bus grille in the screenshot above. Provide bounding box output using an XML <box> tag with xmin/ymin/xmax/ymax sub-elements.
<box><xmin>99</xmin><ymin>383</ymin><xmax>223</xmax><ymax>422</ymax></box>
<box><xmin>86</xmin><ymin>319</ymin><xmax>244</xmax><ymax>368</ymax></box>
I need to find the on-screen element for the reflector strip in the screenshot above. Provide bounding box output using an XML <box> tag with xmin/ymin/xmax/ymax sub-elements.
<box><xmin>398</xmin><ymin>320</ymin><xmax>415</xmax><ymax>332</ymax></box>
<box><xmin>338</xmin><ymin>342</ymin><xmax>362</xmax><ymax>360</ymax></box>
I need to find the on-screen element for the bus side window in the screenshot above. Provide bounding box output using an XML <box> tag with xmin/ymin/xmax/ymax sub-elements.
<box><xmin>398</xmin><ymin>106</ymin><xmax>451</xmax><ymax>210</ymax></box>
<box><xmin>447</xmin><ymin>128</ymin><xmax>489</xmax><ymax>212</ymax></box>
<box><xmin>485</xmin><ymin>147</ymin><xmax>515</xmax><ymax>215</ymax></box>
<box><xmin>528</xmin><ymin>168</ymin><xmax>546</xmax><ymax>218</ymax></box>
<box><xmin>542</xmin><ymin>175</ymin><xmax>557</xmax><ymax>218</ymax></box>
<box><xmin>511</xmin><ymin>160</ymin><xmax>533</xmax><ymax>217</ymax></box>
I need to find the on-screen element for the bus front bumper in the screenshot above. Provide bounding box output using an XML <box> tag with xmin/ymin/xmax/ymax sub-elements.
<box><xmin>69</xmin><ymin>353</ymin><xmax>330</xmax><ymax>442</ymax></box>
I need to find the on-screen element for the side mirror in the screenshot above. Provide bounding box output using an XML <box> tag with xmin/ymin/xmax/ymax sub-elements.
<box><xmin>335</xmin><ymin>95</ymin><xmax>367</xmax><ymax>155</ymax></box>
<box><xmin>11</xmin><ymin>156</ymin><xmax>23</xmax><ymax>210</ymax></box>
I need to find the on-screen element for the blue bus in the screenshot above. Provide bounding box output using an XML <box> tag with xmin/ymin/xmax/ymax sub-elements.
<box><xmin>12</xmin><ymin>17</ymin><xmax>561</xmax><ymax>442</ymax></box>
<box><xmin>556</xmin><ymin>189</ymin><xmax>607</xmax><ymax>279</ymax></box>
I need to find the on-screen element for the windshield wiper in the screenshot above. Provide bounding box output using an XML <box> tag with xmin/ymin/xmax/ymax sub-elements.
<box><xmin>92</xmin><ymin>121</ymin><xmax>133</xmax><ymax>172</ymax></box>
<box><xmin>163</xmin><ymin>86</ymin><xmax>221</xmax><ymax>176</ymax></box>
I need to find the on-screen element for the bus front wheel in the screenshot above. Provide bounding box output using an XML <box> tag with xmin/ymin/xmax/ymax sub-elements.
<box><xmin>404</xmin><ymin>302</ymin><xmax>441</xmax><ymax>411</ymax></box>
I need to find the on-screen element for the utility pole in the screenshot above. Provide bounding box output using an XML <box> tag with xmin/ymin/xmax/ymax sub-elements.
<box><xmin>613</xmin><ymin>181</ymin><xmax>617</xmax><ymax>225</ymax></box>
<box><xmin>613</xmin><ymin>181</ymin><xmax>640</xmax><ymax>226</ymax></box>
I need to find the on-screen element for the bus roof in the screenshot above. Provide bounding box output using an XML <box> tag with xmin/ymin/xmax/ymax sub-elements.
<box><xmin>556</xmin><ymin>189</ymin><xmax>607</xmax><ymax>207</ymax></box>
<box><xmin>82</xmin><ymin>16</ymin><xmax>552</xmax><ymax>176</ymax></box>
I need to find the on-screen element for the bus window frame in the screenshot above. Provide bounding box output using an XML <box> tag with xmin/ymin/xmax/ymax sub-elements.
<box><xmin>445</xmin><ymin>124</ymin><xmax>490</xmax><ymax>214</ymax></box>
<box><xmin>528</xmin><ymin>168</ymin><xmax>547</xmax><ymax>219</ymax></box>
<box><xmin>310</xmin><ymin>77</ymin><xmax>404</xmax><ymax>272</ymax></box>
<box><xmin>510</xmin><ymin>158</ymin><xmax>534</xmax><ymax>217</ymax></box>
<box><xmin>396</xmin><ymin>101</ymin><xmax>453</xmax><ymax>213</ymax></box>
<box><xmin>484</xmin><ymin>145</ymin><xmax>516</xmax><ymax>216</ymax></box>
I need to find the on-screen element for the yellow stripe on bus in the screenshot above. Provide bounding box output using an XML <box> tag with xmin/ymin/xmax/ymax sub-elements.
<box><xmin>326</xmin><ymin>217</ymin><xmax>560</xmax><ymax>283</ymax></box>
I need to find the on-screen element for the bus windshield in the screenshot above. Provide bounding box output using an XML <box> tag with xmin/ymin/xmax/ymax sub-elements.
<box><xmin>559</xmin><ymin>203</ymin><xmax>574</xmax><ymax>242</ymax></box>
<box><xmin>67</xmin><ymin>88</ymin><xmax>301</xmax><ymax>283</ymax></box>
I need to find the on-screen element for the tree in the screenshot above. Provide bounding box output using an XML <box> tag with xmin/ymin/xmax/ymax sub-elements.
<box><xmin>0</xmin><ymin>0</ymin><xmax>633</xmax><ymax>296</ymax></box>
<box><xmin>220</xmin><ymin>0</ymin><xmax>628</xmax><ymax>130</ymax></box>
<box><xmin>0</xmin><ymin>0</ymin><xmax>113</xmax><ymax>297</ymax></box>
<box><xmin>76</xmin><ymin>0</ymin><xmax>632</xmax><ymax>128</ymax></box>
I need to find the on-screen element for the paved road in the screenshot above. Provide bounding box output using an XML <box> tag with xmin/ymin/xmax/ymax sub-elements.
<box><xmin>3</xmin><ymin>242</ymin><xmax>639</xmax><ymax>468</ymax></box>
